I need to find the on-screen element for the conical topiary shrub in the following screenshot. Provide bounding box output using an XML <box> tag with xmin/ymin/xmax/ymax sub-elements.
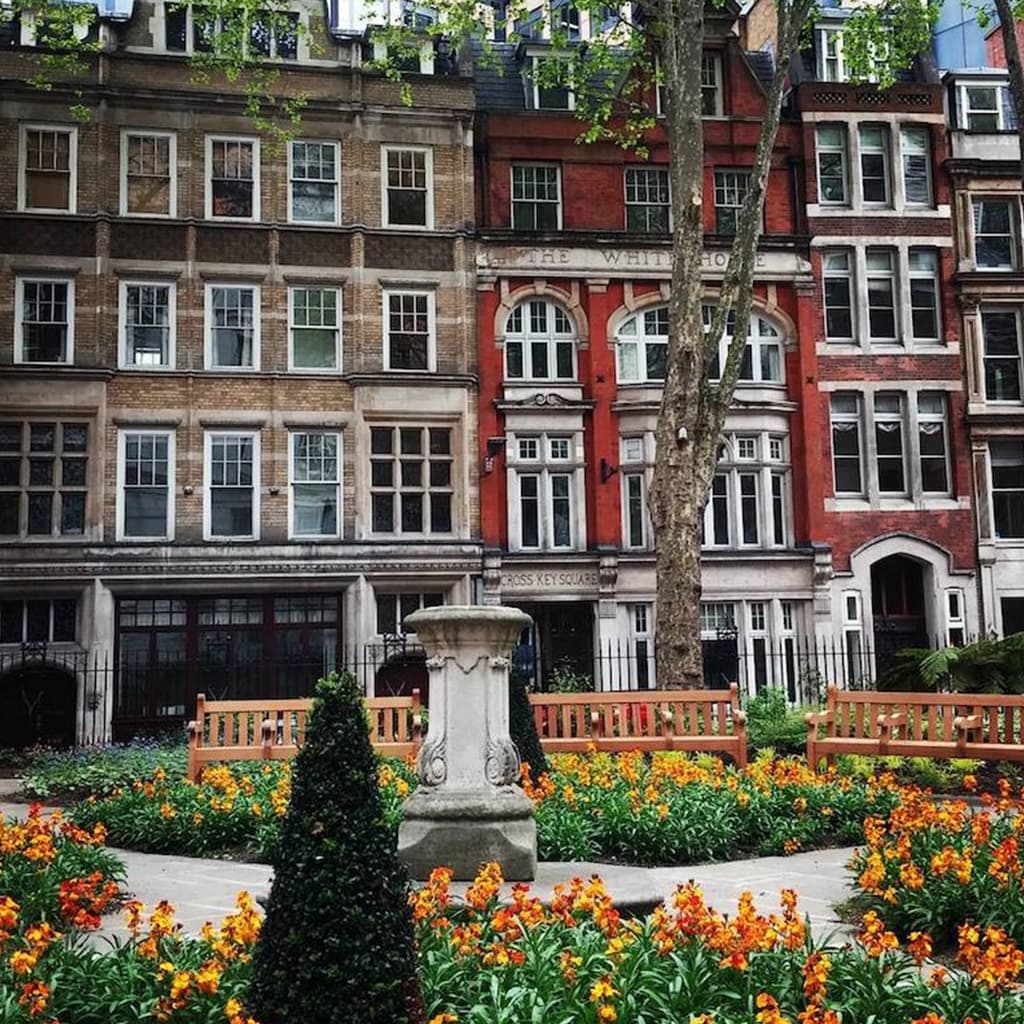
<box><xmin>248</xmin><ymin>673</ymin><xmax>423</xmax><ymax>1024</ymax></box>
<box><xmin>509</xmin><ymin>670</ymin><xmax>548</xmax><ymax>784</ymax></box>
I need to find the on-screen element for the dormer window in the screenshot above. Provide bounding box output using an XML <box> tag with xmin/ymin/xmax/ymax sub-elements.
<box><xmin>817</xmin><ymin>27</ymin><xmax>844</xmax><ymax>82</ymax></box>
<box><xmin>553</xmin><ymin>1</ymin><xmax>580</xmax><ymax>40</ymax></box>
<box><xmin>531</xmin><ymin>55</ymin><xmax>574</xmax><ymax>110</ymax></box>
<box><xmin>960</xmin><ymin>83</ymin><xmax>1017</xmax><ymax>132</ymax></box>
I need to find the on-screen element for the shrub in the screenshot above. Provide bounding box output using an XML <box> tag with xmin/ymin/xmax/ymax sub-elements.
<box><xmin>744</xmin><ymin>688</ymin><xmax>814</xmax><ymax>757</ymax></box>
<box><xmin>248</xmin><ymin>673</ymin><xmax>423</xmax><ymax>1024</ymax></box>
<box><xmin>509</xmin><ymin>672</ymin><xmax>548</xmax><ymax>783</ymax></box>
<box><xmin>20</xmin><ymin>738</ymin><xmax>187</xmax><ymax>800</ymax></box>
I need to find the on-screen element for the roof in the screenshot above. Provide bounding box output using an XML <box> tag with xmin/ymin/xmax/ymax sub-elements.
<box><xmin>743</xmin><ymin>49</ymin><xmax>774</xmax><ymax>89</ymax></box>
<box><xmin>472</xmin><ymin>43</ymin><xmax>528</xmax><ymax>110</ymax></box>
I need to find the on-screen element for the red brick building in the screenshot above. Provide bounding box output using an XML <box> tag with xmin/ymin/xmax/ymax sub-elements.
<box><xmin>477</xmin><ymin>3</ymin><xmax>978</xmax><ymax>692</ymax></box>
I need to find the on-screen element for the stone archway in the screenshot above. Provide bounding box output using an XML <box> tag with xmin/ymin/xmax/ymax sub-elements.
<box><xmin>870</xmin><ymin>554</ymin><xmax>929</xmax><ymax>677</ymax></box>
<box><xmin>0</xmin><ymin>663</ymin><xmax>77</xmax><ymax>749</ymax></box>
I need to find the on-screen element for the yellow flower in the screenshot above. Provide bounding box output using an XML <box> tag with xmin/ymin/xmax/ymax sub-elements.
<box><xmin>598</xmin><ymin>1006</ymin><xmax>618</xmax><ymax>1023</ymax></box>
<box><xmin>428</xmin><ymin>1015</ymin><xmax>458</xmax><ymax>1024</ymax></box>
<box><xmin>589</xmin><ymin>977</ymin><xmax>617</xmax><ymax>1002</ymax></box>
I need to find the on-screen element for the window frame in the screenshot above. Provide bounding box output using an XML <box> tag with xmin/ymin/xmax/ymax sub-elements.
<box><xmin>203</xmin><ymin>430</ymin><xmax>260</xmax><ymax>542</ymax></box>
<box><xmin>713</xmin><ymin>168</ymin><xmax>752</xmax><ymax>234</ymax></box>
<box><xmin>287</xmin><ymin>285</ymin><xmax>341</xmax><ymax>373</ymax></box>
<box><xmin>990</xmin><ymin>439</ymin><xmax>1024</xmax><ymax>540</ymax></box>
<box><xmin>531</xmin><ymin>54</ymin><xmax>575</xmax><ymax>111</ymax></box>
<box><xmin>830</xmin><ymin>393</ymin><xmax>865</xmax><ymax>496</ymax></box>
<box><xmin>816</xmin><ymin>124</ymin><xmax>849</xmax><ymax>206</ymax></box>
<box><xmin>287</xmin><ymin>139</ymin><xmax>340</xmax><ymax>225</ymax></box>
<box><xmin>504</xmin><ymin>297</ymin><xmax>578</xmax><ymax>382</ymax></box>
<box><xmin>899</xmin><ymin>125</ymin><xmax>932</xmax><ymax>208</ymax></box>
<box><xmin>17</xmin><ymin>123</ymin><xmax>78</xmax><ymax>214</ymax></box>
<box><xmin>116</xmin><ymin>428</ymin><xmax>176</xmax><ymax>542</ymax></box>
<box><xmin>858</xmin><ymin>124</ymin><xmax>891</xmax><ymax>207</ymax></box>
<box><xmin>700</xmin><ymin>52</ymin><xmax>723</xmax><ymax>117</ymax></box>
<box><xmin>615</xmin><ymin>306</ymin><xmax>668</xmax><ymax>384</ymax></box>
<box><xmin>119</xmin><ymin>129</ymin><xmax>177</xmax><ymax>218</ymax></box>
<box><xmin>204</xmin><ymin>134</ymin><xmax>261</xmax><ymax>222</ymax></box>
<box><xmin>817</xmin><ymin>26</ymin><xmax>845</xmax><ymax>82</ymax></box>
<box><xmin>960</xmin><ymin>83</ymin><xmax>1016</xmax><ymax>132</ymax></box>
<box><xmin>917</xmin><ymin>392</ymin><xmax>951</xmax><ymax>496</ymax></box>
<box><xmin>288</xmin><ymin>430</ymin><xmax>342</xmax><ymax>540</ymax></box>
<box><xmin>873</xmin><ymin>392</ymin><xmax>908</xmax><ymax>495</ymax></box>
<box><xmin>14</xmin><ymin>276</ymin><xmax>75</xmax><ymax>366</ymax></box>
<box><xmin>380</xmin><ymin>144</ymin><xmax>434</xmax><ymax>230</ymax></box>
<box><xmin>623</xmin><ymin>165</ymin><xmax>671</xmax><ymax>233</ymax></box>
<box><xmin>367</xmin><ymin>423</ymin><xmax>455</xmax><ymax>538</ymax></box>
<box><xmin>510</xmin><ymin>163</ymin><xmax>562</xmax><ymax>231</ymax></box>
<box><xmin>204</xmin><ymin>283</ymin><xmax>260</xmax><ymax>372</ymax></box>
<box><xmin>508</xmin><ymin>431</ymin><xmax>584</xmax><ymax>552</ymax></box>
<box><xmin>822</xmin><ymin>249</ymin><xmax>855</xmax><ymax>342</ymax></box>
<box><xmin>972</xmin><ymin>197</ymin><xmax>1019</xmax><ymax>271</ymax></box>
<box><xmin>118</xmin><ymin>279</ymin><xmax>177</xmax><ymax>370</ymax></box>
<box><xmin>865</xmin><ymin>248</ymin><xmax>898</xmax><ymax>343</ymax></box>
<box><xmin>980</xmin><ymin>307</ymin><xmax>1024</xmax><ymax>404</ymax></box>
<box><xmin>908</xmin><ymin>248</ymin><xmax>940</xmax><ymax>343</ymax></box>
<box><xmin>382</xmin><ymin>288</ymin><xmax>436</xmax><ymax>373</ymax></box>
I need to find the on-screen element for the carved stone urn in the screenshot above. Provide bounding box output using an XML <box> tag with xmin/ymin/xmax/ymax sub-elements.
<box><xmin>396</xmin><ymin>605</ymin><xmax>537</xmax><ymax>880</ymax></box>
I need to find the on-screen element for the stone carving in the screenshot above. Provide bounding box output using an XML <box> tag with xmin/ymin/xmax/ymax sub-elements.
<box><xmin>418</xmin><ymin>733</ymin><xmax>447</xmax><ymax>786</ymax></box>
<box><xmin>485</xmin><ymin>736</ymin><xmax>520</xmax><ymax>787</ymax></box>
<box><xmin>489</xmin><ymin>656</ymin><xmax>510</xmax><ymax>670</ymax></box>
<box><xmin>425</xmin><ymin>655</ymin><xmax>447</xmax><ymax>671</ymax></box>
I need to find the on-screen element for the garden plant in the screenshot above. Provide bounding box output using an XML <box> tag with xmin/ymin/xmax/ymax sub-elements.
<box><xmin>849</xmin><ymin>776</ymin><xmax>1024</xmax><ymax>949</ymax></box>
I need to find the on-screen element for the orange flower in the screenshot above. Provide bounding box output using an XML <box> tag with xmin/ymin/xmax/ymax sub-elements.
<box><xmin>856</xmin><ymin>911</ymin><xmax>899</xmax><ymax>957</ymax></box>
<box><xmin>907</xmin><ymin>931</ymin><xmax>933</xmax><ymax>964</ymax></box>
<box><xmin>18</xmin><ymin>980</ymin><xmax>50</xmax><ymax>1017</ymax></box>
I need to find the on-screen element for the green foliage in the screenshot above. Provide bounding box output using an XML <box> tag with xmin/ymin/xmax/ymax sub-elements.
<box><xmin>508</xmin><ymin>673</ymin><xmax>548</xmax><ymax>783</ymax></box>
<box><xmin>879</xmin><ymin>633</ymin><xmax>1024</xmax><ymax>694</ymax></box>
<box><xmin>20</xmin><ymin>738</ymin><xmax>187</xmax><ymax>801</ymax></box>
<box><xmin>744</xmin><ymin>689</ymin><xmax>812</xmax><ymax>757</ymax></box>
<box><xmin>546</xmin><ymin>663</ymin><xmax>594</xmax><ymax>694</ymax></box>
<box><xmin>247</xmin><ymin>673</ymin><xmax>423</xmax><ymax>1024</ymax></box>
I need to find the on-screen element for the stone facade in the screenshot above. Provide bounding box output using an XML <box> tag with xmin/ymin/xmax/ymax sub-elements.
<box><xmin>0</xmin><ymin>0</ymin><xmax>480</xmax><ymax>745</ymax></box>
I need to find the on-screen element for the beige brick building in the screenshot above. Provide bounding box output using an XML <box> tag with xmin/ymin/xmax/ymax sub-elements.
<box><xmin>0</xmin><ymin>1</ymin><xmax>480</xmax><ymax>745</ymax></box>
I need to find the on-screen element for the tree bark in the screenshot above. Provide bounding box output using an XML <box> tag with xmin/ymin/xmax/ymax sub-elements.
<box><xmin>650</xmin><ymin>0</ymin><xmax>812</xmax><ymax>688</ymax></box>
<box><xmin>992</xmin><ymin>0</ymin><xmax>1024</xmax><ymax>191</ymax></box>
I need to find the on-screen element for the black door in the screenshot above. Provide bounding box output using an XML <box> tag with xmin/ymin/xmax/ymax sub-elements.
<box><xmin>511</xmin><ymin>603</ymin><xmax>594</xmax><ymax>691</ymax></box>
<box><xmin>871</xmin><ymin>555</ymin><xmax>928</xmax><ymax>677</ymax></box>
<box><xmin>0</xmin><ymin>665</ymin><xmax>77</xmax><ymax>748</ymax></box>
<box><xmin>1002</xmin><ymin>598</ymin><xmax>1024</xmax><ymax>639</ymax></box>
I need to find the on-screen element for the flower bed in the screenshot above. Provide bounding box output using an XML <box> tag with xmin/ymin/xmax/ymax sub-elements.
<box><xmin>849</xmin><ymin>777</ymin><xmax>1024</xmax><ymax>949</ymax></box>
<box><xmin>412</xmin><ymin>863</ymin><xmax>1022</xmax><ymax>1024</ymax></box>
<box><xmin>69</xmin><ymin>753</ymin><xmax>901</xmax><ymax>866</ymax></box>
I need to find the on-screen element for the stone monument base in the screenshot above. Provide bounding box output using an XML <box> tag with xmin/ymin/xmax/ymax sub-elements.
<box><xmin>398</xmin><ymin>786</ymin><xmax>537</xmax><ymax>881</ymax></box>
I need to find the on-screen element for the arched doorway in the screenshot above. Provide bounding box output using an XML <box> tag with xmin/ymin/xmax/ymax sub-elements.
<box><xmin>870</xmin><ymin>555</ymin><xmax>929</xmax><ymax>676</ymax></box>
<box><xmin>0</xmin><ymin>664</ymin><xmax>77</xmax><ymax>749</ymax></box>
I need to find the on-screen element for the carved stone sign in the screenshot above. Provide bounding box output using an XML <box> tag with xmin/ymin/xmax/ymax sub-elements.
<box><xmin>479</xmin><ymin>245</ymin><xmax>812</xmax><ymax>280</ymax></box>
<box><xmin>502</xmin><ymin>569</ymin><xmax>600</xmax><ymax>592</ymax></box>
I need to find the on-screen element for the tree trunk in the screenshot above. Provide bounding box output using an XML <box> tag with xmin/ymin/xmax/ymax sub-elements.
<box><xmin>993</xmin><ymin>0</ymin><xmax>1024</xmax><ymax>191</ymax></box>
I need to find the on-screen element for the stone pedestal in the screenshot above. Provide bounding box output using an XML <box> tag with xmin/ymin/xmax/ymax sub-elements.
<box><xmin>397</xmin><ymin>605</ymin><xmax>537</xmax><ymax>880</ymax></box>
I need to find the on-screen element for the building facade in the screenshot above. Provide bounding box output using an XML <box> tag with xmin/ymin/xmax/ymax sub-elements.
<box><xmin>946</xmin><ymin>68</ymin><xmax>1024</xmax><ymax>639</ymax></box>
<box><xmin>474</xmin><ymin>7</ymin><xmax>835</xmax><ymax>696</ymax></box>
<box><xmin>0</xmin><ymin>0</ymin><xmax>480</xmax><ymax>746</ymax></box>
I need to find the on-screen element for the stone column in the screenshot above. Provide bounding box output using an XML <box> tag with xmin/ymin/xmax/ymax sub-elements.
<box><xmin>397</xmin><ymin>605</ymin><xmax>537</xmax><ymax>880</ymax></box>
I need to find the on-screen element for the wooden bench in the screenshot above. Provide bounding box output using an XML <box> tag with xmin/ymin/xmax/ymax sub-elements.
<box><xmin>529</xmin><ymin>684</ymin><xmax>748</xmax><ymax>767</ymax></box>
<box><xmin>806</xmin><ymin>685</ymin><xmax>1024</xmax><ymax>771</ymax></box>
<box><xmin>186</xmin><ymin>690</ymin><xmax>422</xmax><ymax>783</ymax></box>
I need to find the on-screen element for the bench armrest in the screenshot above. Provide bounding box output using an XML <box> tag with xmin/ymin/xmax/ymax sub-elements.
<box><xmin>412</xmin><ymin>712</ymin><xmax>424</xmax><ymax>742</ymax></box>
<box><xmin>187</xmin><ymin>720</ymin><xmax>200</xmax><ymax>740</ymax></box>
<box><xmin>805</xmin><ymin>710</ymin><xmax>832</xmax><ymax>728</ymax></box>
<box><xmin>733</xmin><ymin>709</ymin><xmax>747</xmax><ymax>726</ymax></box>
<box><xmin>954</xmin><ymin>714</ymin><xmax>983</xmax><ymax>733</ymax></box>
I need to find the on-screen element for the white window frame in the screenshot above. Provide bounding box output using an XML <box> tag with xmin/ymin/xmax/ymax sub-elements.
<box><xmin>713</xmin><ymin>169</ymin><xmax>752</xmax><ymax>234</ymax></box>
<box><xmin>14</xmin><ymin>276</ymin><xmax>75</xmax><ymax>365</ymax></box>
<box><xmin>616</xmin><ymin>306</ymin><xmax>668</xmax><ymax>384</ymax></box>
<box><xmin>703</xmin><ymin>305</ymin><xmax>785</xmax><ymax>385</ymax></box>
<box><xmin>116</xmin><ymin>429</ymin><xmax>176</xmax><ymax>541</ymax></box>
<box><xmin>701</xmin><ymin>52</ymin><xmax>723</xmax><ymax>117</ymax></box>
<box><xmin>287</xmin><ymin>285</ymin><xmax>341</xmax><ymax>373</ymax></box>
<box><xmin>822</xmin><ymin>249</ymin><xmax>855</xmax><ymax>342</ymax></box>
<box><xmin>118</xmin><ymin>280</ymin><xmax>176</xmax><ymax>370</ymax></box>
<box><xmin>119</xmin><ymin>129</ymin><xmax>177</xmax><ymax>218</ymax></box>
<box><xmin>908</xmin><ymin>248</ymin><xmax>940</xmax><ymax>343</ymax></box>
<box><xmin>917</xmin><ymin>392</ymin><xmax>951</xmax><ymax>496</ymax></box>
<box><xmin>980</xmin><ymin>307</ymin><xmax>1024</xmax><ymax>404</ymax></box>
<box><xmin>508</xmin><ymin>431</ymin><xmax>585</xmax><ymax>552</ymax></box>
<box><xmin>382</xmin><ymin>288</ymin><xmax>436</xmax><ymax>373</ymax></box>
<box><xmin>504</xmin><ymin>297</ymin><xmax>578</xmax><ymax>381</ymax></box>
<box><xmin>990</xmin><ymin>440</ymin><xmax>1024</xmax><ymax>540</ymax></box>
<box><xmin>620</xmin><ymin>435</ymin><xmax>651</xmax><ymax>550</ymax></box>
<box><xmin>865</xmin><ymin>248</ymin><xmax>898</xmax><ymax>343</ymax></box>
<box><xmin>380</xmin><ymin>145</ymin><xmax>434</xmax><ymax>230</ymax></box>
<box><xmin>960</xmin><ymin>82</ymin><xmax>1016</xmax><ymax>131</ymax></box>
<box><xmin>624</xmin><ymin>165</ymin><xmax>671</xmax><ymax>233</ymax></box>
<box><xmin>510</xmin><ymin>163</ymin><xmax>562</xmax><ymax>231</ymax></box>
<box><xmin>203</xmin><ymin>430</ymin><xmax>260</xmax><ymax>541</ymax></box>
<box><xmin>830</xmin><ymin>393</ymin><xmax>865</xmax><ymax>496</ymax></box>
<box><xmin>816</xmin><ymin>125</ymin><xmax>849</xmax><ymax>206</ymax></box>
<box><xmin>873</xmin><ymin>392</ymin><xmax>908</xmax><ymax>496</ymax></box>
<box><xmin>817</xmin><ymin>27</ymin><xmax>845</xmax><ymax>82</ymax></box>
<box><xmin>287</xmin><ymin>430</ymin><xmax>342</xmax><ymax>540</ymax></box>
<box><xmin>204</xmin><ymin>283</ymin><xmax>260</xmax><ymax>371</ymax></box>
<box><xmin>287</xmin><ymin>139</ymin><xmax>340</xmax><ymax>225</ymax></box>
<box><xmin>531</xmin><ymin>54</ymin><xmax>575</xmax><ymax>111</ymax></box>
<box><xmin>899</xmin><ymin>126</ymin><xmax>932</xmax><ymax>208</ymax></box>
<box><xmin>972</xmin><ymin>197</ymin><xmax>1019</xmax><ymax>271</ymax></box>
<box><xmin>858</xmin><ymin>125</ymin><xmax>891</xmax><ymax>207</ymax></box>
<box><xmin>17</xmin><ymin>123</ymin><xmax>78</xmax><ymax>214</ymax></box>
<box><xmin>204</xmin><ymin>135</ymin><xmax>261</xmax><ymax>222</ymax></box>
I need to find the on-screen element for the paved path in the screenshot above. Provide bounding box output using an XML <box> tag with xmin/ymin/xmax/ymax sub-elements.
<box><xmin>1</xmin><ymin>795</ymin><xmax>857</xmax><ymax>942</ymax></box>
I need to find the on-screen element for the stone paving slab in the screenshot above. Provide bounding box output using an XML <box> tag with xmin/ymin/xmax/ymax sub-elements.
<box><xmin>1</xmin><ymin>798</ymin><xmax>857</xmax><ymax>943</ymax></box>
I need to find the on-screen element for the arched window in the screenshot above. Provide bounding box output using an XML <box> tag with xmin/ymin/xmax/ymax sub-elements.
<box><xmin>616</xmin><ymin>307</ymin><xmax>668</xmax><ymax>383</ymax></box>
<box><xmin>504</xmin><ymin>299</ymin><xmax>577</xmax><ymax>381</ymax></box>
<box><xmin>703</xmin><ymin>304</ymin><xmax>784</xmax><ymax>384</ymax></box>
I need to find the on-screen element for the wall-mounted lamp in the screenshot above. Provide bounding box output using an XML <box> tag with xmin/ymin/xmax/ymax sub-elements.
<box><xmin>600</xmin><ymin>458</ymin><xmax>618</xmax><ymax>484</ymax></box>
<box><xmin>268</xmin><ymin>486</ymin><xmax>280</xmax><ymax>496</ymax></box>
<box><xmin>483</xmin><ymin>436</ymin><xmax>507</xmax><ymax>475</ymax></box>
<box><xmin>182</xmin><ymin>485</ymin><xmax>194</xmax><ymax>496</ymax></box>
